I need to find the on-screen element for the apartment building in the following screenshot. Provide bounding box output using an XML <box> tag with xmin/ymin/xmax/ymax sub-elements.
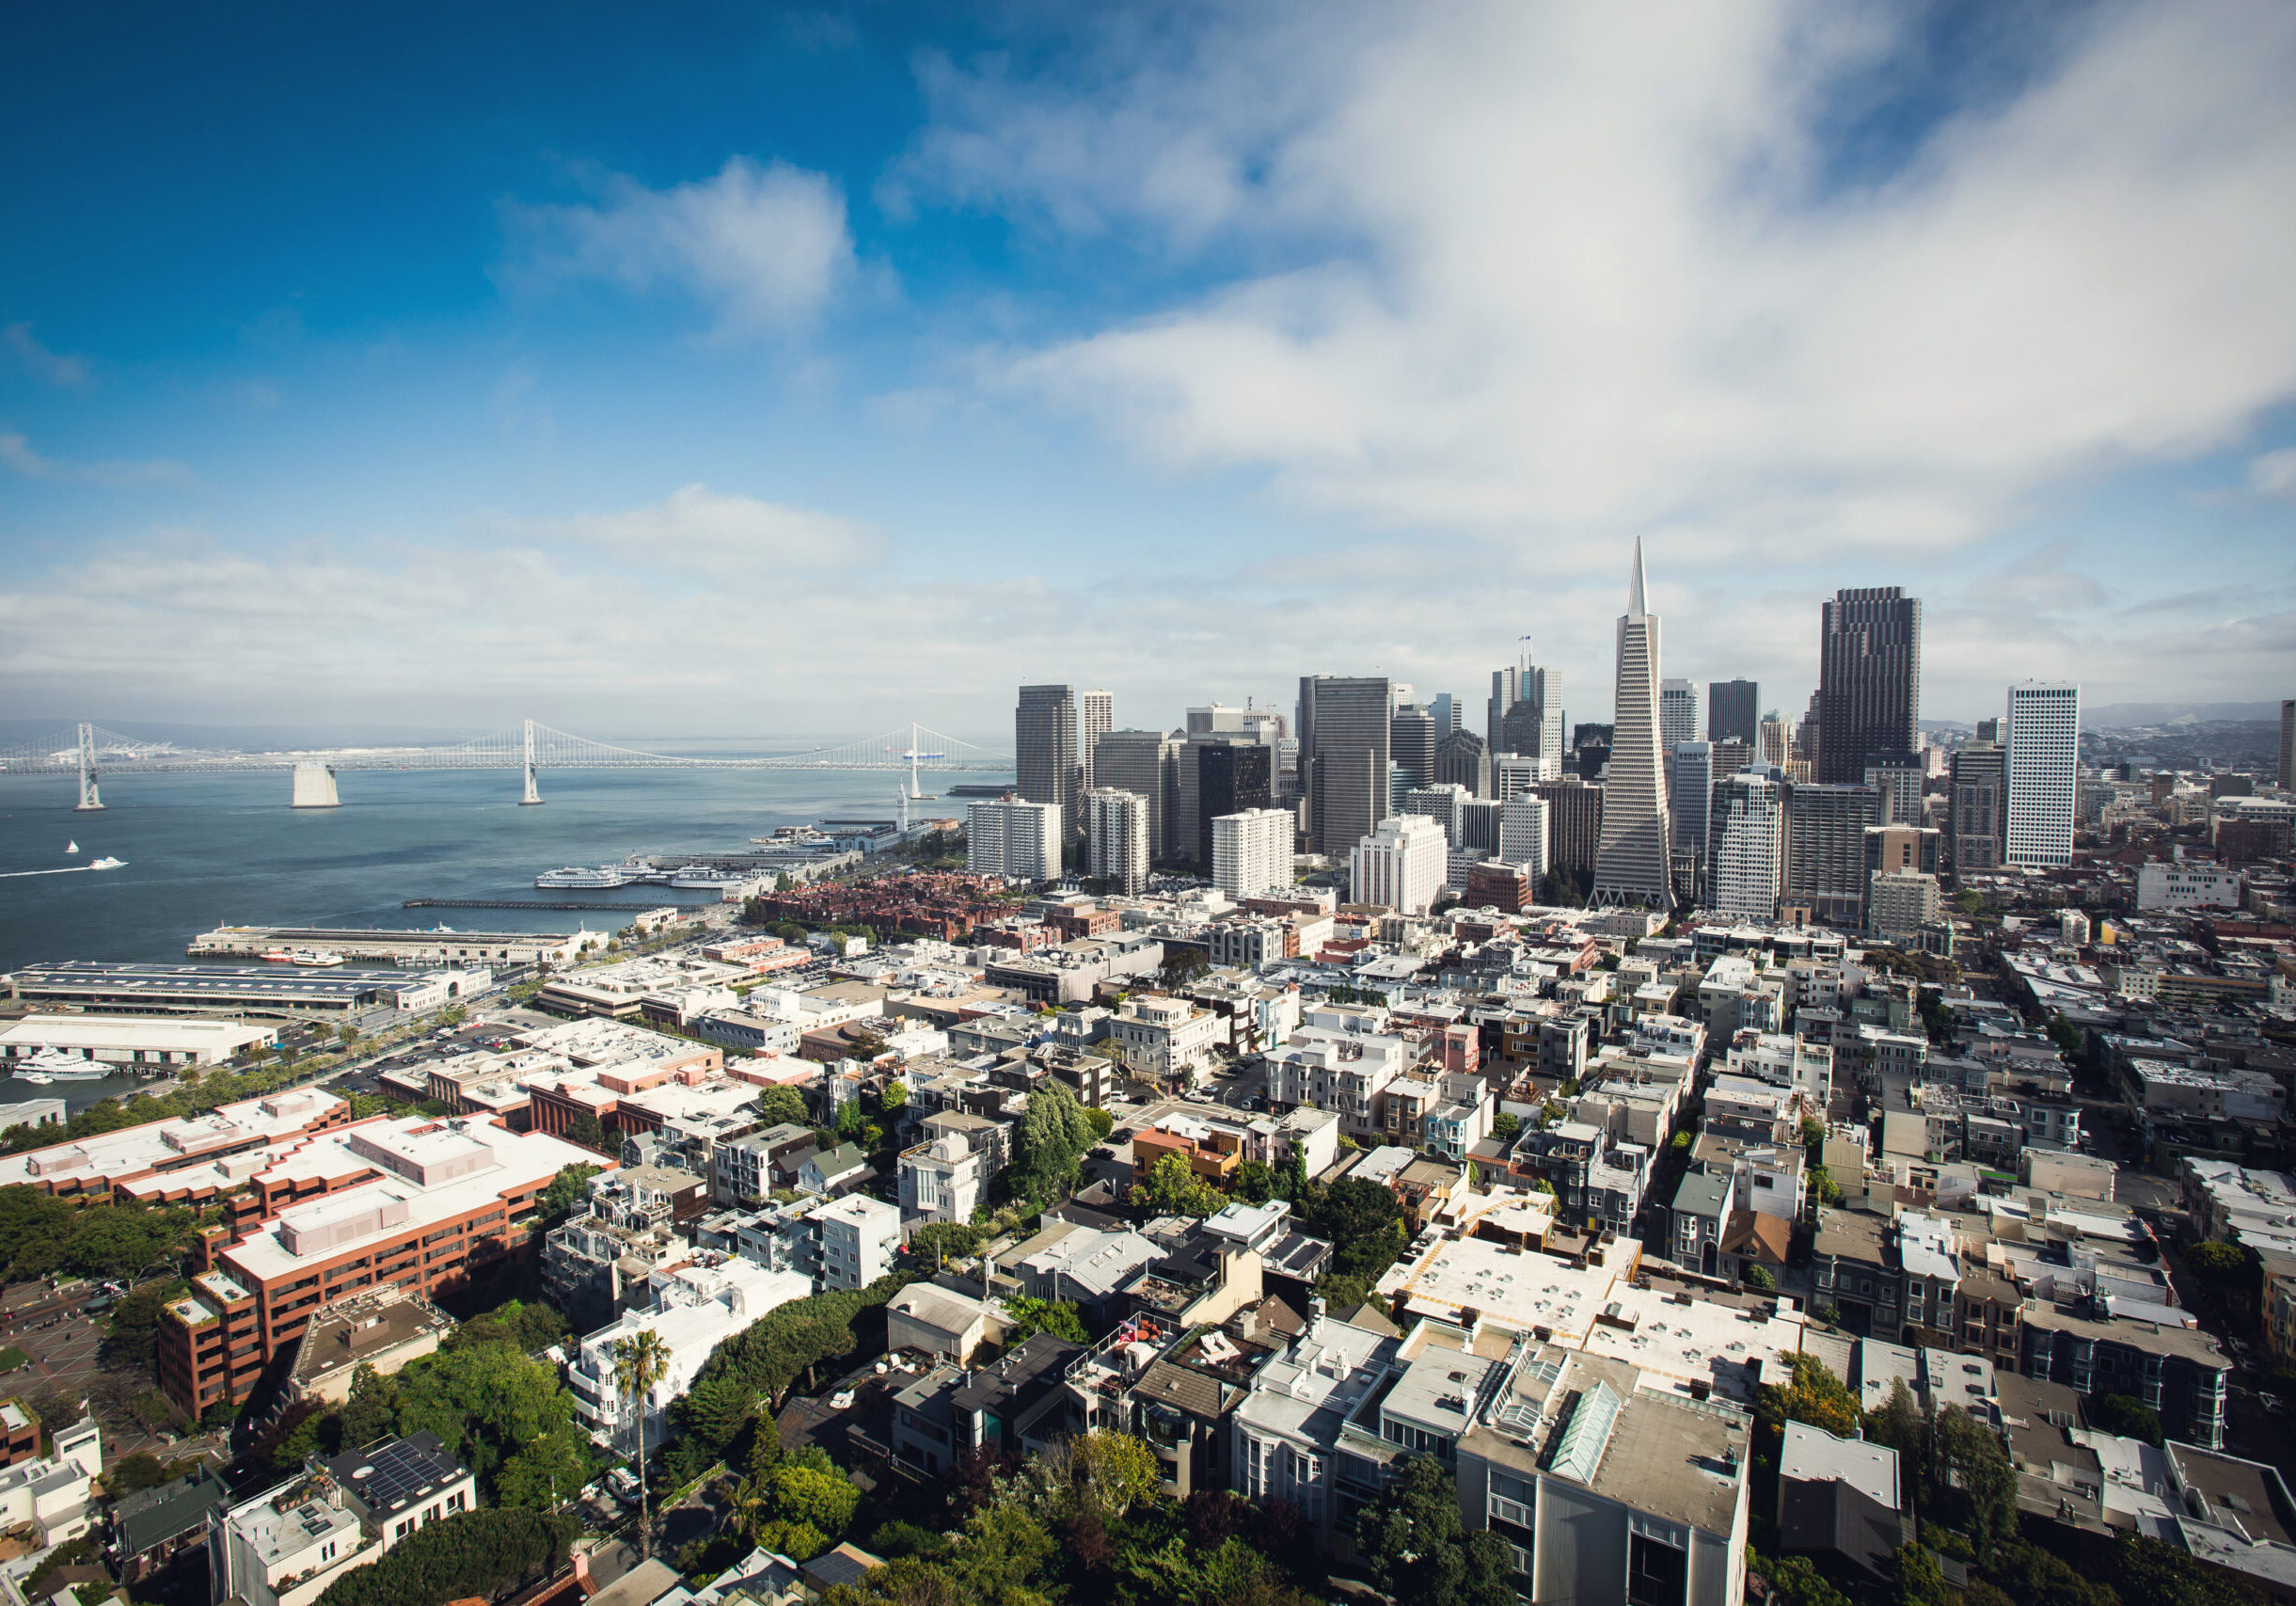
<box><xmin>155</xmin><ymin>1117</ymin><xmax>603</xmax><ymax>1419</ymax></box>
<box><xmin>1106</xmin><ymin>995</ymin><xmax>1221</xmax><ymax>1088</ymax></box>
<box><xmin>567</xmin><ymin>1257</ymin><xmax>812</xmax><ymax>1451</ymax></box>
<box><xmin>209</xmin><ymin>1432</ymin><xmax>474</xmax><ymax>1606</ymax></box>
<box><xmin>1266</xmin><ymin>1026</ymin><xmax>1411</xmax><ymax>1141</ymax></box>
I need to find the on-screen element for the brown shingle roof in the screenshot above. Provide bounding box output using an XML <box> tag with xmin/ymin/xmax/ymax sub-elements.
<box><xmin>1721</xmin><ymin>1208</ymin><xmax>1793</xmax><ymax>1266</ymax></box>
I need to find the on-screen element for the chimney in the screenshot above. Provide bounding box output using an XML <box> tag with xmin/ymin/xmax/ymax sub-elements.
<box><xmin>572</xmin><ymin>1550</ymin><xmax>591</xmax><ymax>1584</ymax></box>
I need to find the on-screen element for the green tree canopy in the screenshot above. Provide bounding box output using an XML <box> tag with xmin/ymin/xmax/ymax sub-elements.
<box><xmin>1760</xmin><ymin>1353</ymin><xmax>1861</xmax><ymax>1441</ymax></box>
<box><xmin>1003</xmin><ymin>1296</ymin><xmax>1088</xmax><ymax>1345</ymax></box>
<box><xmin>2090</xmin><ymin>1392</ymin><xmax>2163</xmax><ymax>1445</ymax></box>
<box><xmin>314</xmin><ymin>1509</ymin><xmax>576</xmax><ymax>1606</ymax></box>
<box><xmin>1010</xmin><ymin>1081</ymin><xmax>1093</xmax><ymax>1205</ymax></box>
<box><xmin>1355</xmin><ymin>1455</ymin><xmax>1515</xmax><ymax>1606</ymax></box>
<box><xmin>754</xmin><ymin>1085</ymin><xmax>813</xmax><ymax>1128</ymax></box>
<box><xmin>1129</xmin><ymin>1153</ymin><xmax>1227</xmax><ymax>1218</ymax></box>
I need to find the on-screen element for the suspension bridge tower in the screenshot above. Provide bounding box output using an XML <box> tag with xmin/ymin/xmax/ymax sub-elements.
<box><xmin>520</xmin><ymin>720</ymin><xmax>544</xmax><ymax>804</ymax></box>
<box><xmin>73</xmin><ymin>723</ymin><xmax>104</xmax><ymax>812</ymax></box>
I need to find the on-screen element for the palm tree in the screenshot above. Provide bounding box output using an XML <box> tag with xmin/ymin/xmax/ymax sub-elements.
<box><xmin>612</xmin><ymin>1329</ymin><xmax>671</xmax><ymax>1559</ymax></box>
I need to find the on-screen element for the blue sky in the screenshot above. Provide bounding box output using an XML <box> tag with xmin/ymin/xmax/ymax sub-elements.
<box><xmin>4</xmin><ymin>0</ymin><xmax>2293</xmax><ymax>742</ymax></box>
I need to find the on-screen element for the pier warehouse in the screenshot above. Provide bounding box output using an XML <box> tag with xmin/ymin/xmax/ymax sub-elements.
<box><xmin>6</xmin><ymin>962</ymin><xmax>396</xmax><ymax>1018</ymax></box>
<box><xmin>189</xmin><ymin>926</ymin><xmax>606</xmax><ymax>966</ymax></box>
<box><xmin>0</xmin><ymin>1014</ymin><xmax>277</xmax><ymax>1069</ymax></box>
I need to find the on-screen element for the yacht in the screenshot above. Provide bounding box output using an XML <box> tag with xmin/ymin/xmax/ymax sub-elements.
<box><xmin>536</xmin><ymin>866</ymin><xmax>630</xmax><ymax>889</ymax></box>
<box><xmin>290</xmin><ymin>950</ymin><xmax>345</xmax><ymax>967</ymax></box>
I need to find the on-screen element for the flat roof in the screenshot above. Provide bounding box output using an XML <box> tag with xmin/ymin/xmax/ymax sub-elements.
<box><xmin>0</xmin><ymin>1014</ymin><xmax>275</xmax><ymax>1048</ymax></box>
<box><xmin>1782</xmin><ymin>1420</ymin><xmax>1899</xmax><ymax>1509</ymax></box>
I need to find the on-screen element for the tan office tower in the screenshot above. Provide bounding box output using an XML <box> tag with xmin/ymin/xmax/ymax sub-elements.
<box><xmin>1591</xmin><ymin>540</ymin><xmax>1675</xmax><ymax>912</ymax></box>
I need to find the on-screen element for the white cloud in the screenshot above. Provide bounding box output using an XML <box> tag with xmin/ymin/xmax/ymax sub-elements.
<box><xmin>3</xmin><ymin>324</ymin><xmax>91</xmax><ymax>389</ymax></box>
<box><xmin>0</xmin><ymin>430</ymin><xmax>192</xmax><ymax>487</ymax></box>
<box><xmin>509</xmin><ymin>157</ymin><xmax>857</xmax><ymax>337</ymax></box>
<box><xmin>2252</xmin><ymin>447</ymin><xmax>2296</xmax><ymax>499</ymax></box>
<box><xmin>504</xmin><ymin>483</ymin><xmax>882</xmax><ymax>571</ymax></box>
<box><xmin>917</xmin><ymin>2</ymin><xmax>2296</xmax><ymax>563</ymax></box>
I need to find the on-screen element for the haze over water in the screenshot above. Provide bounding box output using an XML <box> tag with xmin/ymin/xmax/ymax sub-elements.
<box><xmin>0</xmin><ymin>763</ymin><xmax>967</xmax><ymax>976</ymax></box>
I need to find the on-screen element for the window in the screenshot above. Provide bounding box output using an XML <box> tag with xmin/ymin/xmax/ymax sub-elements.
<box><xmin>1627</xmin><ymin>1522</ymin><xmax>1687</xmax><ymax>1606</ymax></box>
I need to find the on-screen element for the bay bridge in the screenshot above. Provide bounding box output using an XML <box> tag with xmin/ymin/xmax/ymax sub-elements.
<box><xmin>1</xmin><ymin>722</ymin><xmax>1013</xmax><ymax>810</ymax></box>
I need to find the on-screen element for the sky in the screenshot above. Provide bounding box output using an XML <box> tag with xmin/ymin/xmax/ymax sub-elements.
<box><xmin>4</xmin><ymin>0</ymin><xmax>2294</xmax><ymax>746</ymax></box>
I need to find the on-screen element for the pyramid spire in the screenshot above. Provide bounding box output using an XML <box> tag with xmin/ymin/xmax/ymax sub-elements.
<box><xmin>1626</xmin><ymin>536</ymin><xmax>1649</xmax><ymax>616</ymax></box>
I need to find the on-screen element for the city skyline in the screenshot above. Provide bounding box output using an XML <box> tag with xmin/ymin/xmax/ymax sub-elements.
<box><xmin>5</xmin><ymin>4</ymin><xmax>2294</xmax><ymax>736</ymax></box>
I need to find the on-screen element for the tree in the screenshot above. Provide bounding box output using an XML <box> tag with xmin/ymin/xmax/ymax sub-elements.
<box><xmin>105</xmin><ymin>1452</ymin><xmax>166</xmax><ymax>1496</ymax></box>
<box><xmin>908</xmin><ymin>1222</ymin><xmax>987</xmax><ymax>1267</ymax></box>
<box><xmin>1934</xmin><ymin>1407</ymin><xmax>2017</xmax><ymax>1564</ymax></box>
<box><xmin>754</xmin><ymin>1085</ymin><xmax>812</xmax><ymax>1129</ymax></box>
<box><xmin>613</xmin><ymin>1329</ymin><xmax>671</xmax><ymax>1558</ymax></box>
<box><xmin>1161</xmin><ymin>946</ymin><xmax>1212</xmax><ymax>987</ymax></box>
<box><xmin>1891</xmin><ymin>1543</ymin><xmax>1954</xmax><ymax>1606</ymax></box>
<box><xmin>562</xmin><ymin>1110</ymin><xmax>610</xmax><ymax>1153</ymax></box>
<box><xmin>1744</xmin><ymin>1264</ymin><xmax>1777</xmax><ymax>1291</ymax></box>
<box><xmin>2090</xmin><ymin>1391</ymin><xmax>2162</xmax><ymax>1445</ymax></box>
<box><xmin>1491</xmin><ymin>1112</ymin><xmax>1520</xmax><ymax>1140</ymax></box>
<box><xmin>1011</xmin><ymin>1081</ymin><xmax>1093</xmax><ymax>1205</ymax></box>
<box><xmin>1082</xmin><ymin>1105</ymin><xmax>1114</xmax><ymax>1141</ymax></box>
<box><xmin>1865</xmin><ymin>1378</ymin><xmax>1929</xmax><ymax>1483</ymax></box>
<box><xmin>1130</xmin><ymin>1153</ymin><xmax>1227</xmax><ymax>1218</ymax></box>
<box><xmin>1003</xmin><ymin>1296</ymin><xmax>1087</xmax><ymax>1345</ymax></box>
<box><xmin>1306</xmin><ymin>1177</ymin><xmax>1406</xmax><ymax>1284</ymax></box>
<box><xmin>1751</xmin><ymin>1549</ymin><xmax>1854</xmax><ymax>1606</ymax></box>
<box><xmin>1232</xmin><ymin>1159</ymin><xmax>1277</xmax><ymax>1203</ymax></box>
<box><xmin>103</xmin><ymin>1280</ymin><xmax>177</xmax><ymax>1378</ymax></box>
<box><xmin>768</xmin><ymin>1458</ymin><xmax>860</xmax><ymax>1538</ymax></box>
<box><xmin>2108</xmin><ymin>1531</ymin><xmax>2267</xmax><ymax>1606</ymax></box>
<box><xmin>1760</xmin><ymin>1353</ymin><xmax>1861</xmax><ymax>1440</ymax></box>
<box><xmin>536</xmin><ymin>1166</ymin><xmax>600</xmax><ymax>1226</ymax></box>
<box><xmin>1356</xmin><ymin>1455</ymin><xmax>1515</xmax><ymax>1606</ymax></box>
<box><xmin>314</xmin><ymin>1509</ymin><xmax>576</xmax><ymax>1606</ymax></box>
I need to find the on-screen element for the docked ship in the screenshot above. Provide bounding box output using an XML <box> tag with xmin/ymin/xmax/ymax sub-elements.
<box><xmin>9</xmin><ymin>1049</ymin><xmax>108</xmax><ymax>1083</ymax></box>
<box><xmin>290</xmin><ymin>950</ymin><xmax>345</xmax><ymax>967</ymax></box>
<box><xmin>668</xmin><ymin>865</ymin><xmax>752</xmax><ymax>889</ymax></box>
<box><xmin>536</xmin><ymin>866</ymin><xmax>632</xmax><ymax>889</ymax></box>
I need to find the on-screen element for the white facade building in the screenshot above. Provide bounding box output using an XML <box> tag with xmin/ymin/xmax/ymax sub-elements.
<box><xmin>567</xmin><ymin>1258</ymin><xmax>811</xmax><ymax>1449</ymax></box>
<box><xmin>813</xmin><ymin>1193</ymin><xmax>902</xmax><ymax>1290</ymax></box>
<box><xmin>2136</xmin><ymin>861</ymin><xmax>2242</xmax><ymax>911</ymax></box>
<box><xmin>2004</xmin><ymin>681</ymin><xmax>2080</xmax><ymax>869</ymax></box>
<box><xmin>1708</xmin><ymin>771</ymin><xmax>1784</xmax><ymax>919</ymax></box>
<box><xmin>1211</xmin><ymin>807</ymin><xmax>1294</xmax><ymax>901</ymax></box>
<box><xmin>899</xmin><ymin>1133</ymin><xmax>988</xmax><ymax>1223</ymax></box>
<box><xmin>1084</xmin><ymin>787</ymin><xmax>1150</xmax><ymax>895</ymax></box>
<box><xmin>1350</xmin><ymin>814</ymin><xmax>1449</xmax><ymax>916</ymax></box>
<box><xmin>1497</xmin><ymin>794</ymin><xmax>1551</xmax><ymax>879</ymax></box>
<box><xmin>966</xmin><ymin>798</ymin><xmax>1062</xmax><ymax>882</ymax></box>
<box><xmin>1400</xmin><ymin>783</ymin><xmax>1470</xmax><ymax>845</ymax></box>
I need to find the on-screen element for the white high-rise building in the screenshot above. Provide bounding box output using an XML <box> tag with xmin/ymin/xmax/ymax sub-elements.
<box><xmin>1497</xmin><ymin>793</ymin><xmax>1550</xmax><ymax>878</ymax></box>
<box><xmin>1708</xmin><ymin>771</ymin><xmax>1784</xmax><ymax>919</ymax></box>
<box><xmin>1211</xmin><ymin>807</ymin><xmax>1293</xmax><ymax>901</ymax></box>
<box><xmin>1079</xmin><ymin>690</ymin><xmax>1115</xmax><ymax>791</ymax></box>
<box><xmin>1085</xmin><ymin>787</ymin><xmax>1150</xmax><ymax>895</ymax></box>
<box><xmin>1660</xmin><ymin>679</ymin><xmax>1702</xmax><ymax>749</ymax></box>
<box><xmin>1591</xmin><ymin>539</ymin><xmax>1675</xmax><ymax>911</ymax></box>
<box><xmin>1400</xmin><ymin>783</ymin><xmax>1470</xmax><ymax>845</ymax></box>
<box><xmin>1348</xmin><ymin>814</ymin><xmax>1448</xmax><ymax>916</ymax></box>
<box><xmin>2004</xmin><ymin>681</ymin><xmax>2080</xmax><ymax>869</ymax></box>
<box><xmin>967</xmin><ymin>798</ymin><xmax>1062</xmax><ymax>883</ymax></box>
<box><xmin>1494</xmin><ymin>754</ymin><xmax>1540</xmax><ymax>801</ymax></box>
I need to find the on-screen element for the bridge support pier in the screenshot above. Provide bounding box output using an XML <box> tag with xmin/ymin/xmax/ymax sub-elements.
<box><xmin>292</xmin><ymin>761</ymin><xmax>341</xmax><ymax>808</ymax></box>
<box><xmin>73</xmin><ymin>723</ymin><xmax>104</xmax><ymax>812</ymax></box>
<box><xmin>520</xmin><ymin>719</ymin><xmax>543</xmax><ymax>804</ymax></box>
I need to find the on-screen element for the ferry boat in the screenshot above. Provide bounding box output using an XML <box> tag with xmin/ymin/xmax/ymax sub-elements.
<box><xmin>261</xmin><ymin>948</ymin><xmax>295</xmax><ymax>962</ymax></box>
<box><xmin>536</xmin><ymin>865</ymin><xmax>631</xmax><ymax>889</ymax></box>
<box><xmin>88</xmin><ymin>856</ymin><xmax>125</xmax><ymax>870</ymax></box>
<box><xmin>290</xmin><ymin>950</ymin><xmax>345</xmax><ymax>967</ymax></box>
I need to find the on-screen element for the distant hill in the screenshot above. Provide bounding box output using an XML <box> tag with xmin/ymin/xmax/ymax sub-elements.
<box><xmin>2083</xmin><ymin>702</ymin><xmax>2281</xmax><ymax>727</ymax></box>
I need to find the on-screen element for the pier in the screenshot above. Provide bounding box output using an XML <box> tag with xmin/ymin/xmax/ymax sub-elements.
<box><xmin>402</xmin><ymin>898</ymin><xmax>651</xmax><ymax>912</ymax></box>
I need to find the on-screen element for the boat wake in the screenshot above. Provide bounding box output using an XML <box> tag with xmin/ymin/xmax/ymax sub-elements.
<box><xmin>0</xmin><ymin>858</ymin><xmax>127</xmax><ymax>880</ymax></box>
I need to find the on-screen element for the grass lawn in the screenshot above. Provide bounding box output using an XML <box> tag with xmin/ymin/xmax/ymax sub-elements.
<box><xmin>0</xmin><ymin>1345</ymin><xmax>28</xmax><ymax>1373</ymax></box>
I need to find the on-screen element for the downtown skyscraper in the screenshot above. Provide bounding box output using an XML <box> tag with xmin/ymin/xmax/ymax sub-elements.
<box><xmin>1015</xmin><ymin>684</ymin><xmax>1080</xmax><ymax>856</ymax></box>
<box><xmin>1299</xmin><ymin>676</ymin><xmax>1392</xmax><ymax>857</ymax></box>
<box><xmin>1591</xmin><ymin>540</ymin><xmax>1674</xmax><ymax>912</ymax></box>
<box><xmin>2004</xmin><ymin>681</ymin><xmax>2081</xmax><ymax>869</ymax></box>
<box><xmin>1816</xmin><ymin>587</ymin><xmax>1922</xmax><ymax>784</ymax></box>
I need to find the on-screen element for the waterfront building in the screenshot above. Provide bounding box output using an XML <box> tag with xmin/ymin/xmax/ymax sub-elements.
<box><xmin>0</xmin><ymin>1014</ymin><xmax>274</xmax><ymax>1068</ymax></box>
<box><xmin>1591</xmin><ymin>540</ymin><xmax>1675</xmax><ymax>911</ymax></box>
<box><xmin>966</xmin><ymin>798</ymin><xmax>1062</xmax><ymax>883</ymax></box>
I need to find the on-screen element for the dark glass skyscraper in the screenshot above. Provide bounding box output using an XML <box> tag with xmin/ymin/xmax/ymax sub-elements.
<box><xmin>1196</xmin><ymin>741</ymin><xmax>1274</xmax><ymax>869</ymax></box>
<box><xmin>1299</xmin><ymin>676</ymin><xmax>1392</xmax><ymax>857</ymax></box>
<box><xmin>1015</xmin><ymin>684</ymin><xmax>1079</xmax><ymax>853</ymax></box>
<box><xmin>1816</xmin><ymin>587</ymin><xmax>1922</xmax><ymax>785</ymax></box>
<box><xmin>1707</xmin><ymin>679</ymin><xmax>1760</xmax><ymax>747</ymax></box>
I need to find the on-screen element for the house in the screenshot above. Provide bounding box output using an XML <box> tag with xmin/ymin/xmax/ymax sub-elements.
<box><xmin>1778</xmin><ymin>1421</ymin><xmax>1904</xmax><ymax>1580</ymax></box>
<box><xmin>1015</xmin><ymin>1227</ymin><xmax>1162</xmax><ymax>1328</ymax></box>
<box><xmin>0</xmin><ymin>1415</ymin><xmax>102</xmax><ymax>1547</ymax></box>
<box><xmin>799</xmin><ymin>1144</ymin><xmax>870</xmax><ymax>1197</ymax></box>
<box><xmin>107</xmin><ymin>1470</ymin><xmax>230</xmax><ymax>1584</ymax></box>
<box><xmin>1719</xmin><ymin>1211</ymin><xmax>1793</xmax><ymax>1285</ymax></box>
<box><xmin>814</xmin><ymin>1194</ymin><xmax>901</xmax><ymax>1291</ymax></box>
<box><xmin>1671</xmin><ymin>1169</ymin><xmax>1736</xmax><ymax>1277</ymax></box>
<box><xmin>566</xmin><ymin>1259</ymin><xmax>813</xmax><ymax>1449</ymax></box>
<box><xmin>899</xmin><ymin>1135</ymin><xmax>988</xmax><ymax>1224</ymax></box>
<box><xmin>886</xmin><ymin>1284</ymin><xmax>990</xmax><ymax>1361</ymax></box>
<box><xmin>208</xmin><ymin>1431</ymin><xmax>473</xmax><ymax>1606</ymax></box>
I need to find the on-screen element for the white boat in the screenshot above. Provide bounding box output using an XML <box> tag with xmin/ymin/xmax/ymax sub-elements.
<box><xmin>88</xmin><ymin>856</ymin><xmax>125</xmax><ymax>870</ymax></box>
<box><xmin>14</xmin><ymin>1073</ymin><xmax>52</xmax><ymax>1085</ymax></box>
<box><xmin>65</xmin><ymin>839</ymin><xmax>77</xmax><ymax>853</ymax></box>
<box><xmin>39</xmin><ymin>1066</ymin><xmax>108</xmax><ymax>1082</ymax></box>
<box><xmin>536</xmin><ymin>866</ymin><xmax>630</xmax><ymax>889</ymax></box>
<box><xmin>290</xmin><ymin>950</ymin><xmax>345</xmax><ymax>967</ymax></box>
<box><xmin>668</xmin><ymin>866</ymin><xmax>750</xmax><ymax>888</ymax></box>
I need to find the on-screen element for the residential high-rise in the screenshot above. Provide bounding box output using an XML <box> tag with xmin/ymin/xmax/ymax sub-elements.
<box><xmin>1669</xmin><ymin>740</ymin><xmax>1714</xmax><ymax>904</ymax></box>
<box><xmin>1783</xmin><ymin>783</ymin><xmax>1881</xmax><ymax>926</ymax></box>
<box><xmin>1401</xmin><ymin>784</ymin><xmax>1470</xmax><ymax>845</ymax></box>
<box><xmin>2281</xmin><ymin>699</ymin><xmax>2294</xmax><ymax>789</ymax></box>
<box><xmin>1758</xmin><ymin>713</ymin><xmax>1796</xmax><ymax>770</ymax></box>
<box><xmin>1708</xmin><ymin>680</ymin><xmax>1760</xmax><ymax>747</ymax></box>
<box><xmin>1433</xmin><ymin>729</ymin><xmax>1492</xmax><ymax>799</ymax></box>
<box><xmin>1862</xmin><ymin>756</ymin><xmax>1927</xmax><ymax>829</ymax></box>
<box><xmin>1015</xmin><ymin>685</ymin><xmax>1080</xmax><ymax>855</ymax></box>
<box><xmin>1085</xmin><ymin>788</ymin><xmax>1149</xmax><ymax>895</ymax></box>
<box><xmin>1949</xmin><ymin>738</ymin><xmax>2004</xmax><ymax>877</ymax></box>
<box><xmin>1196</xmin><ymin>741</ymin><xmax>1275</xmax><ymax>868</ymax></box>
<box><xmin>1498</xmin><ymin>794</ymin><xmax>1551</xmax><ymax>881</ymax></box>
<box><xmin>1660</xmin><ymin>680</ymin><xmax>1701</xmax><ymax>750</ymax></box>
<box><xmin>1489</xmin><ymin>645</ymin><xmax>1563</xmax><ymax>780</ymax></box>
<box><xmin>1817</xmin><ymin>587</ymin><xmax>1922</xmax><ymax>784</ymax></box>
<box><xmin>1591</xmin><ymin>540</ymin><xmax>1674</xmax><ymax>912</ymax></box>
<box><xmin>1211</xmin><ymin>808</ymin><xmax>1294</xmax><ymax>901</ymax></box>
<box><xmin>1391</xmin><ymin>705</ymin><xmax>1438</xmax><ymax>795</ymax></box>
<box><xmin>1078</xmin><ymin>690</ymin><xmax>1114</xmax><ymax>792</ymax></box>
<box><xmin>967</xmin><ymin>798</ymin><xmax>1062</xmax><ymax>883</ymax></box>
<box><xmin>1093</xmin><ymin>730</ymin><xmax>1179</xmax><ymax>861</ymax></box>
<box><xmin>2004</xmin><ymin>681</ymin><xmax>2080</xmax><ymax>869</ymax></box>
<box><xmin>1348</xmin><ymin>815</ymin><xmax>1448</xmax><ymax>916</ymax></box>
<box><xmin>1708</xmin><ymin>771</ymin><xmax>1784</xmax><ymax>919</ymax></box>
<box><xmin>1298</xmin><ymin>676</ymin><xmax>1393</xmax><ymax>858</ymax></box>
